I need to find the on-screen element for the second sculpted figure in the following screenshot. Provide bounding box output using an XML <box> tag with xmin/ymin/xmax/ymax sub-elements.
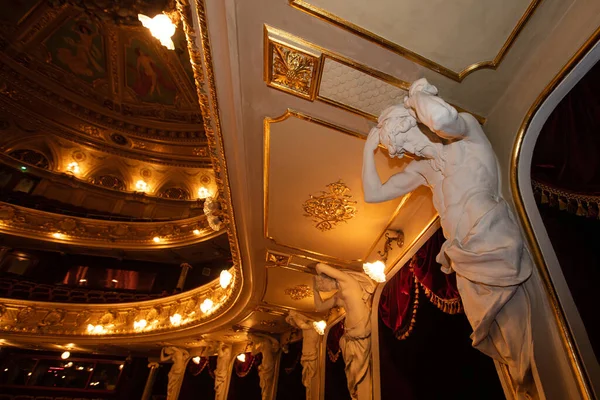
<box><xmin>363</xmin><ymin>78</ymin><xmax>533</xmax><ymax>394</ymax></box>
<box><xmin>248</xmin><ymin>333</ymin><xmax>280</xmax><ymax>400</ymax></box>
<box><xmin>313</xmin><ymin>262</ymin><xmax>375</xmax><ymax>400</ymax></box>
<box><xmin>285</xmin><ymin>311</ymin><xmax>321</xmax><ymax>400</ymax></box>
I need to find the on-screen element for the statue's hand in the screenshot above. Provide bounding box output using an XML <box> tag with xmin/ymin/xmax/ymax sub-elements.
<box><xmin>365</xmin><ymin>127</ymin><xmax>380</xmax><ymax>153</ymax></box>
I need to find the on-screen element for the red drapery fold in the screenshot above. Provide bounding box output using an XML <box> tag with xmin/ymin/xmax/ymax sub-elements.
<box><xmin>379</xmin><ymin>229</ymin><xmax>462</xmax><ymax>340</ymax></box>
<box><xmin>326</xmin><ymin>319</ymin><xmax>345</xmax><ymax>362</ymax></box>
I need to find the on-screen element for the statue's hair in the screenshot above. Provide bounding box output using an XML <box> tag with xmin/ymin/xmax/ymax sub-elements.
<box><xmin>378</xmin><ymin>105</ymin><xmax>418</xmax><ymax>155</ymax></box>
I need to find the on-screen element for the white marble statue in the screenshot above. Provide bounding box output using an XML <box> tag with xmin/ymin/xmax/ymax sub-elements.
<box><xmin>248</xmin><ymin>333</ymin><xmax>280</xmax><ymax>400</ymax></box>
<box><xmin>362</xmin><ymin>78</ymin><xmax>533</xmax><ymax>393</ymax></box>
<box><xmin>160</xmin><ymin>346</ymin><xmax>191</xmax><ymax>400</ymax></box>
<box><xmin>215</xmin><ymin>342</ymin><xmax>233</xmax><ymax>400</ymax></box>
<box><xmin>313</xmin><ymin>263</ymin><xmax>375</xmax><ymax>400</ymax></box>
<box><xmin>285</xmin><ymin>311</ymin><xmax>321</xmax><ymax>400</ymax></box>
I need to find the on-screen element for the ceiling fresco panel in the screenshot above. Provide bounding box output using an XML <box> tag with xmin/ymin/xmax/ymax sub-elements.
<box><xmin>265</xmin><ymin>110</ymin><xmax>408</xmax><ymax>262</ymax></box>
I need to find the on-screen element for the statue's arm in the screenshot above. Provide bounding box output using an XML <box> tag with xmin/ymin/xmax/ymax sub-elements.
<box><xmin>363</xmin><ymin>154</ymin><xmax>425</xmax><ymax>205</ymax></box>
<box><xmin>405</xmin><ymin>88</ymin><xmax>467</xmax><ymax>139</ymax></box>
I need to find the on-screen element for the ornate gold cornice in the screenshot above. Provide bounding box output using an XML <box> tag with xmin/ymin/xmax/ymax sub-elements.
<box><xmin>0</xmin><ymin>202</ymin><xmax>222</xmax><ymax>248</ymax></box>
<box><xmin>510</xmin><ymin>26</ymin><xmax>600</xmax><ymax>400</ymax></box>
<box><xmin>0</xmin><ymin>267</ymin><xmax>238</xmax><ymax>337</ymax></box>
<box><xmin>289</xmin><ymin>0</ymin><xmax>542</xmax><ymax>82</ymax></box>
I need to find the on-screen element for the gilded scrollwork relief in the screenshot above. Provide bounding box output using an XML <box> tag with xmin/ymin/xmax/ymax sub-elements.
<box><xmin>267</xmin><ymin>41</ymin><xmax>320</xmax><ymax>99</ymax></box>
<box><xmin>303</xmin><ymin>180</ymin><xmax>357</xmax><ymax>231</ymax></box>
<box><xmin>265</xmin><ymin>251</ymin><xmax>291</xmax><ymax>267</ymax></box>
<box><xmin>284</xmin><ymin>285</ymin><xmax>312</xmax><ymax>300</ymax></box>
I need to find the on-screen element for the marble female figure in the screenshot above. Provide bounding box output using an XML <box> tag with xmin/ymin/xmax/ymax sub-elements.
<box><xmin>248</xmin><ymin>333</ymin><xmax>280</xmax><ymax>400</ymax></box>
<box><xmin>362</xmin><ymin>78</ymin><xmax>533</xmax><ymax>395</ymax></box>
<box><xmin>313</xmin><ymin>263</ymin><xmax>375</xmax><ymax>400</ymax></box>
<box><xmin>160</xmin><ymin>346</ymin><xmax>190</xmax><ymax>400</ymax></box>
<box><xmin>285</xmin><ymin>311</ymin><xmax>321</xmax><ymax>400</ymax></box>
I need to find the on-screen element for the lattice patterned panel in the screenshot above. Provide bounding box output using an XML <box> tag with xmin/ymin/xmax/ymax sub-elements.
<box><xmin>318</xmin><ymin>58</ymin><xmax>407</xmax><ymax>119</ymax></box>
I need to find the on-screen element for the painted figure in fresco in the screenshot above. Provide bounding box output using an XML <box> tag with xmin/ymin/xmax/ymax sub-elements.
<box><xmin>285</xmin><ymin>311</ymin><xmax>320</xmax><ymax>400</ymax></box>
<box><xmin>135</xmin><ymin>47</ymin><xmax>160</xmax><ymax>96</ymax></box>
<box><xmin>313</xmin><ymin>263</ymin><xmax>375</xmax><ymax>400</ymax></box>
<box><xmin>248</xmin><ymin>333</ymin><xmax>280</xmax><ymax>400</ymax></box>
<box><xmin>160</xmin><ymin>346</ymin><xmax>190</xmax><ymax>400</ymax></box>
<box><xmin>362</xmin><ymin>78</ymin><xmax>533</xmax><ymax>395</ymax></box>
<box><xmin>56</xmin><ymin>22</ymin><xmax>104</xmax><ymax>78</ymax></box>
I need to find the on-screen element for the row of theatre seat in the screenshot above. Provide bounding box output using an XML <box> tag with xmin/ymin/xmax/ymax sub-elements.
<box><xmin>0</xmin><ymin>277</ymin><xmax>162</xmax><ymax>303</ymax></box>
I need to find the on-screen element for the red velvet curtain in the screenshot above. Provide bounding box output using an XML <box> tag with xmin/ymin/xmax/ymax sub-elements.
<box><xmin>379</xmin><ymin>229</ymin><xmax>462</xmax><ymax>340</ymax></box>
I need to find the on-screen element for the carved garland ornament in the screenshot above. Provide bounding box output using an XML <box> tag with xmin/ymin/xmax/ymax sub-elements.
<box><xmin>303</xmin><ymin>180</ymin><xmax>357</xmax><ymax>231</ymax></box>
<box><xmin>268</xmin><ymin>42</ymin><xmax>319</xmax><ymax>99</ymax></box>
<box><xmin>284</xmin><ymin>284</ymin><xmax>311</xmax><ymax>301</ymax></box>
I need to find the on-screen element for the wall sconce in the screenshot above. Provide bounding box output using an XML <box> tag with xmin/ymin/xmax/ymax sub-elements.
<box><xmin>219</xmin><ymin>270</ymin><xmax>232</xmax><ymax>289</ymax></box>
<box><xmin>377</xmin><ymin>230</ymin><xmax>404</xmax><ymax>262</ymax></box>
<box><xmin>192</xmin><ymin>356</ymin><xmax>201</xmax><ymax>364</ymax></box>
<box><xmin>200</xmin><ymin>298</ymin><xmax>214</xmax><ymax>314</ymax></box>
<box><xmin>135</xmin><ymin>180</ymin><xmax>149</xmax><ymax>192</ymax></box>
<box><xmin>236</xmin><ymin>353</ymin><xmax>246</xmax><ymax>362</ymax></box>
<box><xmin>66</xmin><ymin>162</ymin><xmax>80</xmax><ymax>175</ymax></box>
<box><xmin>312</xmin><ymin>320</ymin><xmax>327</xmax><ymax>335</ymax></box>
<box><xmin>197</xmin><ymin>186</ymin><xmax>210</xmax><ymax>199</ymax></box>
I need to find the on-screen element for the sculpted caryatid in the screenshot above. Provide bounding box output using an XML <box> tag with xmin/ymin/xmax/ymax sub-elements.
<box><xmin>160</xmin><ymin>346</ymin><xmax>190</xmax><ymax>400</ymax></box>
<box><xmin>363</xmin><ymin>78</ymin><xmax>533</xmax><ymax>393</ymax></box>
<box><xmin>285</xmin><ymin>311</ymin><xmax>320</xmax><ymax>400</ymax></box>
<box><xmin>313</xmin><ymin>263</ymin><xmax>375</xmax><ymax>400</ymax></box>
<box><xmin>248</xmin><ymin>333</ymin><xmax>280</xmax><ymax>400</ymax></box>
<box><xmin>215</xmin><ymin>342</ymin><xmax>233</xmax><ymax>400</ymax></box>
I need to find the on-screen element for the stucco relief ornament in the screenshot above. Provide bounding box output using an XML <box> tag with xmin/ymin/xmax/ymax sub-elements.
<box><xmin>303</xmin><ymin>180</ymin><xmax>357</xmax><ymax>231</ymax></box>
<box><xmin>363</xmin><ymin>78</ymin><xmax>534</xmax><ymax>397</ymax></box>
<box><xmin>204</xmin><ymin>196</ymin><xmax>223</xmax><ymax>231</ymax></box>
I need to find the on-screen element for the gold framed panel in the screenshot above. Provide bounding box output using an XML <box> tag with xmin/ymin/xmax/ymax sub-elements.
<box><xmin>289</xmin><ymin>0</ymin><xmax>542</xmax><ymax>82</ymax></box>
<box><xmin>510</xmin><ymin>26</ymin><xmax>600</xmax><ymax>400</ymax></box>
<box><xmin>264</xmin><ymin>109</ymin><xmax>414</xmax><ymax>265</ymax></box>
<box><xmin>264</xmin><ymin>26</ymin><xmax>486</xmax><ymax>124</ymax></box>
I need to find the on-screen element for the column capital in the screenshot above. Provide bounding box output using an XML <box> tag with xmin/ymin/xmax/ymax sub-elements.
<box><xmin>148</xmin><ymin>361</ymin><xmax>160</xmax><ymax>369</ymax></box>
<box><xmin>180</xmin><ymin>262</ymin><xmax>193</xmax><ymax>269</ymax></box>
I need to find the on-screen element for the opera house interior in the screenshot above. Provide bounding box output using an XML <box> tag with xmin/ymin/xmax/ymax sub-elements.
<box><xmin>0</xmin><ymin>0</ymin><xmax>598</xmax><ymax>399</ymax></box>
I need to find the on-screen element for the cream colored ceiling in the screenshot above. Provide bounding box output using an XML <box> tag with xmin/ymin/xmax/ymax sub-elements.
<box><xmin>290</xmin><ymin>0</ymin><xmax>540</xmax><ymax>77</ymax></box>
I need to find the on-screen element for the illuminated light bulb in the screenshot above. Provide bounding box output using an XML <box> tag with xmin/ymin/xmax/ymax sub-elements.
<box><xmin>79</xmin><ymin>279</ymin><xmax>87</xmax><ymax>283</ymax></box>
<box><xmin>65</xmin><ymin>362</ymin><xmax>73</xmax><ymax>368</ymax></box>
<box><xmin>93</xmin><ymin>325</ymin><xmax>105</xmax><ymax>334</ymax></box>
<box><xmin>61</xmin><ymin>351</ymin><xmax>70</xmax><ymax>360</ymax></box>
<box><xmin>313</xmin><ymin>320</ymin><xmax>327</xmax><ymax>335</ymax></box>
<box><xmin>20</xmin><ymin>166</ymin><xmax>27</xmax><ymax>171</ymax></box>
<box><xmin>237</xmin><ymin>353</ymin><xmax>246</xmax><ymax>362</ymax></box>
<box><xmin>153</xmin><ymin>237</ymin><xmax>161</xmax><ymax>243</ymax></box>
<box><xmin>65</xmin><ymin>343</ymin><xmax>75</xmax><ymax>349</ymax></box>
<box><xmin>66</xmin><ymin>162</ymin><xmax>80</xmax><ymax>174</ymax></box>
<box><xmin>111</xmin><ymin>279</ymin><xmax>118</xmax><ymax>283</ymax></box>
<box><xmin>135</xmin><ymin>180</ymin><xmax>148</xmax><ymax>192</ymax></box>
<box><xmin>197</xmin><ymin>186</ymin><xmax>210</xmax><ymax>199</ymax></box>
<box><xmin>138</xmin><ymin>14</ymin><xmax>176</xmax><ymax>50</ymax></box>
<box><xmin>87</xmin><ymin>324</ymin><xmax>94</xmax><ymax>333</ymax></box>
<box><xmin>52</xmin><ymin>232</ymin><xmax>63</xmax><ymax>239</ymax></box>
<box><xmin>219</xmin><ymin>270</ymin><xmax>232</xmax><ymax>289</ymax></box>
<box><xmin>192</xmin><ymin>356</ymin><xmax>201</xmax><ymax>365</ymax></box>
<box><xmin>119</xmin><ymin>364</ymin><xmax>124</xmax><ymax>370</ymax></box>
<box><xmin>169</xmin><ymin>313</ymin><xmax>182</xmax><ymax>326</ymax></box>
<box><xmin>362</xmin><ymin>260</ymin><xmax>387</xmax><ymax>283</ymax></box>
<box><xmin>134</xmin><ymin>319</ymin><xmax>147</xmax><ymax>330</ymax></box>
<box><xmin>200</xmin><ymin>298</ymin><xmax>214</xmax><ymax>314</ymax></box>
<box><xmin>193</xmin><ymin>229</ymin><xmax>201</xmax><ymax>235</ymax></box>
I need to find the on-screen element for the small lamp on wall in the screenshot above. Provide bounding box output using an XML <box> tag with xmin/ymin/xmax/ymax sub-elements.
<box><xmin>362</xmin><ymin>230</ymin><xmax>404</xmax><ymax>283</ymax></box>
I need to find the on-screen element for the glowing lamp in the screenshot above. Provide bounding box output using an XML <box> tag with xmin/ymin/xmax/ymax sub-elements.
<box><xmin>134</xmin><ymin>319</ymin><xmax>147</xmax><ymax>330</ymax></box>
<box><xmin>65</xmin><ymin>362</ymin><xmax>73</xmax><ymax>368</ymax></box>
<box><xmin>169</xmin><ymin>314</ymin><xmax>182</xmax><ymax>326</ymax></box>
<box><xmin>135</xmin><ymin>180</ymin><xmax>148</xmax><ymax>192</ymax></box>
<box><xmin>193</xmin><ymin>229</ymin><xmax>201</xmax><ymax>235</ymax></box>
<box><xmin>52</xmin><ymin>232</ymin><xmax>63</xmax><ymax>239</ymax></box>
<box><xmin>138</xmin><ymin>14</ymin><xmax>176</xmax><ymax>50</ymax></box>
<box><xmin>312</xmin><ymin>320</ymin><xmax>327</xmax><ymax>335</ymax></box>
<box><xmin>153</xmin><ymin>237</ymin><xmax>161</xmax><ymax>243</ymax></box>
<box><xmin>236</xmin><ymin>353</ymin><xmax>246</xmax><ymax>362</ymax></box>
<box><xmin>200</xmin><ymin>298</ymin><xmax>214</xmax><ymax>314</ymax></box>
<box><xmin>362</xmin><ymin>260</ymin><xmax>386</xmax><ymax>283</ymax></box>
<box><xmin>66</xmin><ymin>162</ymin><xmax>80</xmax><ymax>174</ymax></box>
<box><xmin>219</xmin><ymin>270</ymin><xmax>232</xmax><ymax>289</ymax></box>
<box><xmin>61</xmin><ymin>351</ymin><xmax>70</xmax><ymax>360</ymax></box>
<box><xmin>197</xmin><ymin>186</ymin><xmax>210</xmax><ymax>199</ymax></box>
<box><xmin>192</xmin><ymin>356</ymin><xmax>201</xmax><ymax>365</ymax></box>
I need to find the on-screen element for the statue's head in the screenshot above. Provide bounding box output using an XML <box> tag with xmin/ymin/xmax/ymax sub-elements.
<box><xmin>315</xmin><ymin>274</ymin><xmax>338</xmax><ymax>292</ymax></box>
<box><xmin>377</xmin><ymin>105</ymin><xmax>424</xmax><ymax>159</ymax></box>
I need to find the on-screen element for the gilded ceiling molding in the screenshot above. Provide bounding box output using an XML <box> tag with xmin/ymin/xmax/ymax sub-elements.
<box><xmin>284</xmin><ymin>285</ymin><xmax>312</xmax><ymax>301</ymax></box>
<box><xmin>510</xmin><ymin>27</ymin><xmax>600</xmax><ymax>400</ymax></box>
<box><xmin>303</xmin><ymin>180</ymin><xmax>357</xmax><ymax>231</ymax></box>
<box><xmin>265</xmin><ymin>41</ymin><xmax>321</xmax><ymax>100</ymax></box>
<box><xmin>263</xmin><ymin>25</ymin><xmax>485</xmax><ymax>124</ymax></box>
<box><xmin>289</xmin><ymin>0</ymin><xmax>542</xmax><ymax>82</ymax></box>
<box><xmin>176</xmin><ymin>0</ymin><xmax>244</xmax><ymax>310</ymax></box>
<box><xmin>0</xmin><ymin>267</ymin><xmax>238</xmax><ymax>337</ymax></box>
<box><xmin>0</xmin><ymin>202</ymin><xmax>222</xmax><ymax>249</ymax></box>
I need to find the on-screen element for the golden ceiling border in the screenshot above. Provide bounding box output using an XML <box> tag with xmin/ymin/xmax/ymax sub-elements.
<box><xmin>289</xmin><ymin>0</ymin><xmax>542</xmax><ymax>82</ymax></box>
<box><xmin>176</xmin><ymin>0</ymin><xmax>245</xmax><ymax>315</ymax></box>
<box><xmin>264</xmin><ymin>26</ymin><xmax>486</xmax><ymax>125</ymax></box>
<box><xmin>264</xmin><ymin>109</ymin><xmax>411</xmax><ymax>265</ymax></box>
<box><xmin>510</xmin><ymin>27</ymin><xmax>600</xmax><ymax>400</ymax></box>
<box><xmin>0</xmin><ymin>202</ymin><xmax>223</xmax><ymax>249</ymax></box>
